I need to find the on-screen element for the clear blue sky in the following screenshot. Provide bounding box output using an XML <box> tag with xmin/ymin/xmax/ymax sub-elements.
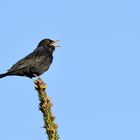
<box><xmin>0</xmin><ymin>0</ymin><xmax>140</xmax><ymax>140</ymax></box>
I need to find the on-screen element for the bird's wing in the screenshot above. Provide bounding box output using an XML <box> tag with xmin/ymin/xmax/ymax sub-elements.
<box><xmin>8</xmin><ymin>48</ymin><xmax>48</xmax><ymax>72</ymax></box>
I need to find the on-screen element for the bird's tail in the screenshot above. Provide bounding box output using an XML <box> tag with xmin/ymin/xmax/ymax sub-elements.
<box><xmin>0</xmin><ymin>72</ymin><xmax>9</xmax><ymax>79</ymax></box>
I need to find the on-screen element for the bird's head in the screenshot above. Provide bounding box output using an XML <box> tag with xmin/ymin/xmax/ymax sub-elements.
<box><xmin>37</xmin><ymin>39</ymin><xmax>59</xmax><ymax>51</ymax></box>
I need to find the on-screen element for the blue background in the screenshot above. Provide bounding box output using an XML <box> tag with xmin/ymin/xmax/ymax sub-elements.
<box><xmin>0</xmin><ymin>0</ymin><xmax>140</xmax><ymax>140</ymax></box>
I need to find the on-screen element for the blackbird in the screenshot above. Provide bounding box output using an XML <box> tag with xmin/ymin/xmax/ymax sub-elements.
<box><xmin>0</xmin><ymin>38</ymin><xmax>59</xmax><ymax>79</ymax></box>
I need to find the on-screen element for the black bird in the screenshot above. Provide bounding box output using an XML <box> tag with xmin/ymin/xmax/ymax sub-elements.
<box><xmin>0</xmin><ymin>38</ymin><xmax>59</xmax><ymax>79</ymax></box>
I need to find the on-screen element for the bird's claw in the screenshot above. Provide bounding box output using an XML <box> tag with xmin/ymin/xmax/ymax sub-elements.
<box><xmin>34</xmin><ymin>79</ymin><xmax>47</xmax><ymax>90</ymax></box>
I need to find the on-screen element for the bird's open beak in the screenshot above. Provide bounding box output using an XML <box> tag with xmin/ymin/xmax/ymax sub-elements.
<box><xmin>52</xmin><ymin>40</ymin><xmax>60</xmax><ymax>47</ymax></box>
<box><xmin>53</xmin><ymin>40</ymin><xmax>59</xmax><ymax>43</ymax></box>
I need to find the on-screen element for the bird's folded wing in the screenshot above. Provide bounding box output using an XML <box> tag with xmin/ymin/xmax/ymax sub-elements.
<box><xmin>7</xmin><ymin>49</ymin><xmax>47</xmax><ymax>72</ymax></box>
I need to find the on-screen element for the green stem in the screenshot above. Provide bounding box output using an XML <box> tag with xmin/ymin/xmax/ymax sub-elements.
<box><xmin>34</xmin><ymin>79</ymin><xmax>60</xmax><ymax>140</ymax></box>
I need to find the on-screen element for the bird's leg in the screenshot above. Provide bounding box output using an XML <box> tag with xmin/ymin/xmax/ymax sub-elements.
<box><xmin>33</xmin><ymin>74</ymin><xmax>47</xmax><ymax>90</ymax></box>
<box><xmin>33</xmin><ymin>74</ymin><xmax>42</xmax><ymax>80</ymax></box>
<box><xmin>32</xmin><ymin>74</ymin><xmax>42</xmax><ymax>83</ymax></box>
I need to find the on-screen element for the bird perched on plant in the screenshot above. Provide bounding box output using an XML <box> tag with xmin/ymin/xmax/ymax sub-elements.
<box><xmin>0</xmin><ymin>38</ymin><xmax>59</xmax><ymax>79</ymax></box>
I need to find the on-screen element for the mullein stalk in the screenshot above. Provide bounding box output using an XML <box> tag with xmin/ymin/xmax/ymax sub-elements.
<box><xmin>34</xmin><ymin>78</ymin><xmax>59</xmax><ymax>140</ymax></box>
